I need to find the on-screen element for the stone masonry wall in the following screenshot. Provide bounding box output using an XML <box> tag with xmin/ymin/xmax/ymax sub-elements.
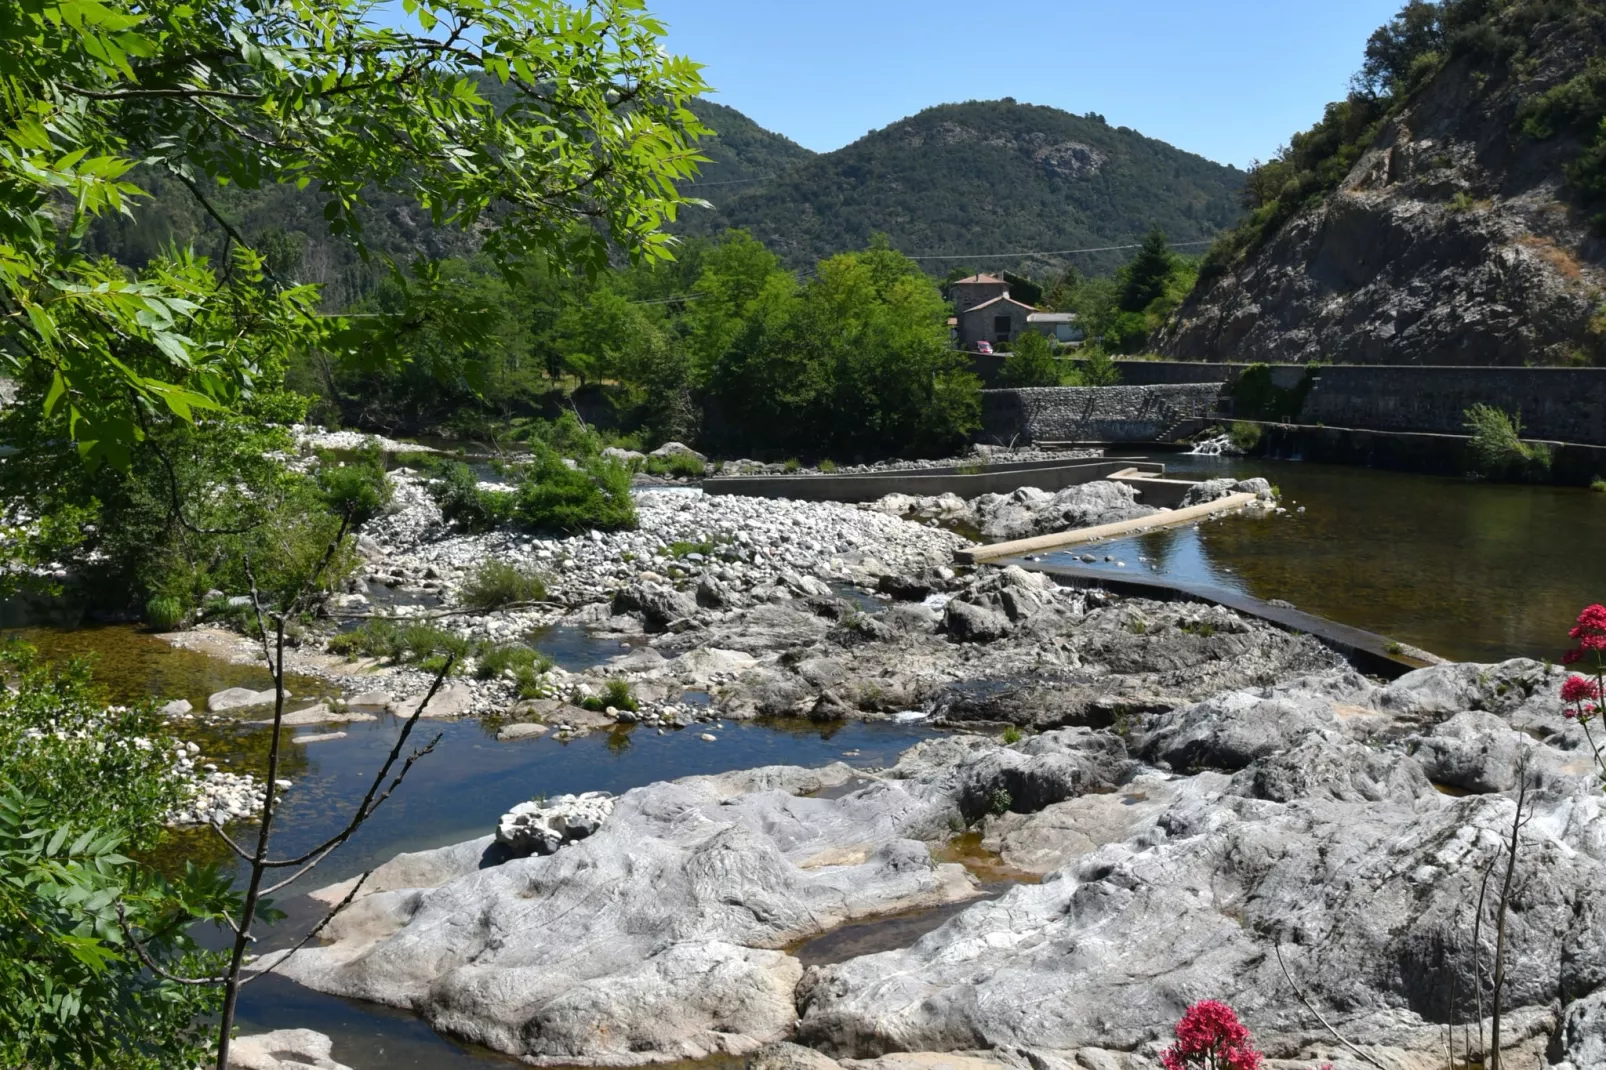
<box><xmin>1302</xmin><ymin>366</ymin><xmax>1606</xmax><ymax>445</ymax></box>
<box><xmin>979</xmin><ymin>384</ymin><xmax>1223</xmax><ymax>444</ymax></box>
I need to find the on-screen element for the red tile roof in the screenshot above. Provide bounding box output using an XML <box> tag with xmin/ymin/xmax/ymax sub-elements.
<box><xmin>957</xmin><ymin>294</ymin><xmax>1034</xmax><ymax>314</ymax></box>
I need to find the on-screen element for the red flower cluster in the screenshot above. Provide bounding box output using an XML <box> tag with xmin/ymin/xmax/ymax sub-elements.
<box><xmin>1562</xmin><ymin>675</ymin><xmax>1600</xmax><ymax>704</ymax></box>
<box><xmin>1161</xmin><ymin>1000</ymin><xmax>1264</xmax><ymax>1070</ymax></box>
<box><xmin>1563</xmin><ymin>604</ymin><xmax>1606</xmax><ymax>665</ymax></box>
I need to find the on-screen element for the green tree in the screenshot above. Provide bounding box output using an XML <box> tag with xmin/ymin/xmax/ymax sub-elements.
<box><xmin>0</xmin><ymin>644</ymin><xmax>241</xmax><ymax>1069</ymax></box>
<box><xmin>1000</xmin><ymin>331</ymin><xmax>1062</xmax><ymax>387</ymax></box>
<box><xmin>1118</xmin><ymin>227</ymin><xmax>1176</xmax><ymax>312</ymax></box>
<box><xmin>0</xmin><ymin>0</ymin><xmax>711</xmax><ymax>467</ymax></box>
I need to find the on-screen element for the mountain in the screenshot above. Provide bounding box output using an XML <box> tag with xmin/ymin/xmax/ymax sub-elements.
<box><xmin>1160</xmin><ymin>0</ymin><xmax>1606</xmax><ymax>366</ymax></box>
<box><xmin>85</xmin><ymin>97</ymin><xmax>1245</xmax><ymax>294</ymax></box>
<box><xmin>677</xmin><ymin>100</ymin><xmax>1246</xmax><ymax>276</ymax></box>
<box><xmin>684</xmin><ymin>98</ymin><xmax>816</xmax><ymax>187</ymax></box>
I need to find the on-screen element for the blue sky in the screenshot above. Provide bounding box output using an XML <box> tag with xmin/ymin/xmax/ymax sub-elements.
<box><xmin>649</xmin><ymin>0</ymin><xmax>1406</xmax><ymax>167</ymax></box>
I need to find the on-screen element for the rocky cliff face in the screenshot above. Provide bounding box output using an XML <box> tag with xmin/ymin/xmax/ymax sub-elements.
<box><xmin>1161</xmin><ymin>28</ymin><xmax>1606</xmax><ymax>366</ymax></box>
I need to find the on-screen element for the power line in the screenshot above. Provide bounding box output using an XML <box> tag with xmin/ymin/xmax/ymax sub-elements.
<box><xmin>904</xmin><ymin>240</ymin><xmax>1215</xmax><ymax>261</ymax></box>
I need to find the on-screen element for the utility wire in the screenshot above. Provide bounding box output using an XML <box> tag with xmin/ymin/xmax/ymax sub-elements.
<box><xmin>904</xmin><ymin>240</ymin><xmax>1215</xmax><ymax>260</ymax></box>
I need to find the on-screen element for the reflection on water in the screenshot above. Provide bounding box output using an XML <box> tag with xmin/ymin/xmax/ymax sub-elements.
<box><xmin>1064</xmin><ymin>454</ymin><xmax>1606</xmax><ymax>662</ymax></box>
<box><xmin>8</xmin><ymin>624</ymin><xmax>334</xmax><ymax>711</ymax></box>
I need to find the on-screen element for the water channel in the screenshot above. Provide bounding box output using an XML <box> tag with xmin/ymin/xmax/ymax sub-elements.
<box><xmin>12</xmin><ymin>451</ymin><xmax>1606</xmax><ymax>1064</ymax></box>
<box><xmin>1066</xmin><ymin>452</ymin><xmax>1606</xmax><ymax>662</ymax></box>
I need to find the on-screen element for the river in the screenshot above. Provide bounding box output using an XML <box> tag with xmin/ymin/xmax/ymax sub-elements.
<box><xmin>11</xmin><ymin>452</ymin><xmax>1605</xmax><ymax>1064</ymax></box>
<box><xmin>1055</xmin><ymin>452</ymin><xmax>1606</xmax><ymax>663</ymax></box>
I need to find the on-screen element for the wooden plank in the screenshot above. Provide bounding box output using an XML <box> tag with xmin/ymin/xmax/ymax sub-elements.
<box><xmin>955</xmin><ymin>492</ymin><xmax>1259</xmax><ymax>564</ymax></box>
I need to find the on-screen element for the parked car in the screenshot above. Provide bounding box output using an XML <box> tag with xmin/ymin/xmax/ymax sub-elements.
<box><xmin>974</xmin><ymin>340</ymin><xmax>993</xmax><ymax>355</ymax></box>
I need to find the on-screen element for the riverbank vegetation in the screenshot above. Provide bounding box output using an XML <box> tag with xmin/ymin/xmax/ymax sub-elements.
<box><xmin>0</xmin><ymin>0</ymin><xmax>717</xmax><ymax>1062</ymax></box>
<box><xmin>1464</xmin><ymin>404</ymin><xmax>1555</xmax><ymax>481</ymax></box>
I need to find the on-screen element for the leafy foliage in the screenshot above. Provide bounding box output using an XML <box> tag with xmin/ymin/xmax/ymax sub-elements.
<box><xmin>460</xmin><ymin>561</ymin><xmax>549</xmax><ymax>611</ymax></box>
<box><xmin>0</xmin><ymin>0</ymin><xmax>710</xmax><ymax>465</ymax></box>
<box><xmin>1000</xmin><ymin>331</ymin><xmax>1063</xmax><ymax>387</ymax></box>
<box><xmin>702</xmin><ymin>238</ymin><xmax>981</xmax><ymax>457</ymax></box>
<box><xmin>513</xmin><ymin>449</ymin><xmax>637</xmax><ymax>534</ymax></box>
<box><xmin>0</xmin><ymin>643</ymin><xmax>240</xmax><ymax>1068</ymax></box>
<box><xmin>1464</xmin><ymin>403</ymin><xmax>1554</xmax><ymax>481</ymax></box>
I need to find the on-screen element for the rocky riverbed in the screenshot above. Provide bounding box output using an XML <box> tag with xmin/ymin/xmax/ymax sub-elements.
<box><xmin>169</xmin><ymin>463</ymin><xmax>1606</xmax><ymax>1069</ymax></box>
<box><xmin>255</xmin><ymin>655</ymin><xmax>1606</xmax><ymax>1070</ymax></box>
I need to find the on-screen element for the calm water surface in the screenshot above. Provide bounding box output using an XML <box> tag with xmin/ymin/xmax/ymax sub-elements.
<box><xmin>1054</xmin><ymin>454</ymin><xmax>1606</xmax><ymax>662</ymax></box>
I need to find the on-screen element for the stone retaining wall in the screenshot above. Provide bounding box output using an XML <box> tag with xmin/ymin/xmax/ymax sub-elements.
<box><xmin>980</xmin><ymin>384</ymin><xmax>1223</xmax><ymax>444</ymax></box>
<box><xmin>1301</xmin><ymin>365</ymin><xmax>1606</xmax><ymax>445</ymax></box>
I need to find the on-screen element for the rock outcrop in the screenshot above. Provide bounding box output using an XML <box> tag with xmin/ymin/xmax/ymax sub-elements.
<box><xmin>1160</xmin><ymin>18</ymin><xmax>1606</xmax><ymax>367</ymax></box>
<box><xmin>268</xmin><ymin>657</ymin><xmax>1606</xmax><ymax>1069</ymax></box>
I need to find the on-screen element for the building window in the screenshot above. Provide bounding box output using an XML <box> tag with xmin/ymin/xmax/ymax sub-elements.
<box><xmin>993</xmin><ymin>315</ymin><xmax>1012</xmax><ymax>343</ymax></box>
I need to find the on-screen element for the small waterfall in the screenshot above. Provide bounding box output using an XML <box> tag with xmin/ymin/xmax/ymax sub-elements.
<box><xmin>1187</xmin><ymin>434</ymin><xmax>1239</xmax><ymax>456</ymax></box>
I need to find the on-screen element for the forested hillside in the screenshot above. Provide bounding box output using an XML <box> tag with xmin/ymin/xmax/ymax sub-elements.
<box><xmin>1161</xmin><ymin>0</ymin><xmax>1606</xmax><ymax>366</ymax></box>
<box><xmin>683</xmin><ymin>100</ymin><xmax>1245</xmax><ymax>276</ymax></box>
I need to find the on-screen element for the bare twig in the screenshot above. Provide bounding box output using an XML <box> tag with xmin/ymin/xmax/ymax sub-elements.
<box><xmin>1274</xmin><ymin>942</ymin><xmax>1389</xmax><ymax>1070</ymax></box>
<box><xmin>239</xmin><ymin>870</ymin><xmax>372</xmax><ymax>986</ymax></box>
<box><xmin>261</xmin><ymin>660</ymin><xmax>452</xmax><ymax>869</ymax></box>
<box><xmin>1489</xmin><ymin>756</ymin><xmax>1534</xmax><ymax>1070</ymax></box>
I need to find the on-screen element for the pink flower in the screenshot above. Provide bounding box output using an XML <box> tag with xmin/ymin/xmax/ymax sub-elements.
<box><xmin>1562</xmin><ymin>675</ymin><xmax>1601</xmax><ymax>704</ymax></box>
<box><xmin>1161</xmin><ymin>1000</ymin><xmax>1264</xmax><ymax>1070</ymax></box>
<box><xmin>1576</xmin><ymin>604</ymin><xmax>1606</xmax><ymax>630</ymax></box>
<box><xmin>1563</xmin><ymin>648</ymin><xmax>1584</xmax><ymax>666</ymax></box>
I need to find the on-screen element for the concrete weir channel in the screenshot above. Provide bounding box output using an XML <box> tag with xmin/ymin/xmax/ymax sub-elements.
<box><xmin>702</xmin><ymin>456</ymin><xmax>1164</xmax><ymax>503</ymax></box>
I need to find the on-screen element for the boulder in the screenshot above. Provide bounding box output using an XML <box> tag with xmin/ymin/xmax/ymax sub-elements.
<box><xmin>208</xmin><ymin>686</ymin><xmax>283</xmax><ymax>712</ymax></box>
<box><xmin>270</xmin><ymin>765</ymin><xmax>981</xmax><ymax>1065</ymax></box>
<box><xmin>942</xmin><ymin>600</ymin><xmax>1012</xmax><ymax>643</ymax></box>
<box><xmin>496</xmin><ymin>791</ymin><xmax>615</xmax><ymax>856</ymax></box>
<box><xmin>613</xmin><ymin>581</ymin><xmax>700</xmax><ymax>632</ymax></box>
<box><xmin>1554</xmin><ymin>988</ymin><xmax>1606</xmax><ymax>1070</ymax></box>
<box><xmin>496</xmin><ymin>722</ymin><xmax>550</xmax><ymax>742</ymax></box>
<box><xmin>160</xmin><ymin>698</ymin><xmax>193</xmax><ymax>717</ymax></box>
<box><xmin>228</xmin><ymin>1029</ymin><xmax>351</xmax><ymax>1070</ymax></box>
<box><xmin>388</xmin><ymin>682</ymin><xmax>475</xmax><ymax>719</ymax></box>
<box><xmin>649</xmin><ymin>441</ymin><xmax>707</xmax><ymax>462</ymax></box>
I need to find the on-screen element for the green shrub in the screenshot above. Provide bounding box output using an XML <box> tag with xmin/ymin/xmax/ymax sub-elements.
<box><xmin>1464</xmin><ymin>404</ymin><xmax>1553</xmax><ymax>481</ymax></box>
<box><xmin>644</xmin><ymin>452</ymin><xmax>706</xmax><ymax>478</ymax></box>
<box><xmin>999</xmin><ymin>332</ymin><xmax>1062</xmax><ymax>387</ymax></box>
<box><xmin>1079</xmin><ymin>347</ymin><xmax>1122</xmax><ymax>386</ymax></box>
<box><xmin>667</xmin><ymin>538</ymin><xmax>716</xmax><ymax>558</ymax></box>
<box><xmin>513</xmin><ymin>449</ymin><xmax>637</xmax><ymax>534</ymax></box>
<box><xmin>580</xmin><ymin>678</ymin><xmax>638</xmax><ymax>712</ymax></box>
<box><xmin>782</xmin><ymin>458</ymin><xmax>801</xmax><ymax>473</ymax></box>
<box><xmin>987</xmin><ymin>787</ymin><xmax>1013</xmax><ymax>815</ymax></box>
<box><xmin>326</xmin><ymin>618</ymin><xmax>403</xmax><ymax>660</ymax></box>
<box><xmin>1592</xmin><ymin>476</ymin><xmax>1606</xmax><ymax>493</ymax></box>
<box><xmin>144</xmin><ymin>594</ymin><xmax>186</xmax><ymax>632</ymax></box>
<box><xmin>818</xmin><ymin>459</ymin><xmax>837</xmax><ymax>473</ymax></box>
<box><xmin>460</xmin><ymin>560</ymin><xmax>547</xmax><ymax>610</ymax></box>
<box><xmin>429</xmin><ymin>462</ymin><xmax>515</xmax><ymax>533</ymax></box>
<box><xmin>1228</xmin><ymin>421</ymin><xmax>1264</xmax><ymax>452</ymax></box>
<box><xmin>473</xmin><ymin>641</ymin><xmax>553</xmax><ymax>682</ymax></box>
<box><xmin>315</xmin><ymin>440</ymin><xmax>392</xmax><ymax>524</ymax></box>
<box><xmin>1001</xmin><ymin>725</ymin><xmax>1023</xmax><ymax>744</ymax></box>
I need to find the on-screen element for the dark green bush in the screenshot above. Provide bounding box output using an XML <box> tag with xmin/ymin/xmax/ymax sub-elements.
<box><xmin>460</xmin><ymin>560</ymin><xmax>547</xmax><ymax>610</ymax></box>
<box><xmin>1464</xmin><ymin>404</ymin><xmax>1553</xmax><ymax>481</ymax></box>
<box><xmin>580</xmin><ymin>678</ymin><xmax>638</xmax><ymax>712</ymax></box>
<box><xmin>1229</xmin><ymin>422</ymin><xmax>1264</xmax><ymax>452</ymax></box>
<box><xmin>315</xmin><ymin>441</ymin><xmax>392</xmax><ymax>525</ymax></box>
<box><xmin>643</xmin><ymin>452</ymin><xmax>706</xmax><ymax>478</ymax></box>
<box><xmin>429</xmin><ymin>462</ymin><xmax>515</xmax><ymax>533</ymax></box>
<box><xmin>144</xmin><ymin>595</ymin><xmax>186</xmax><ymax>632</ymax></box>
<box><xmin>512</xmin><ymin>449</ymin><xmax>637</xmax><ymax>534</ymax></box>
<box><xmin>473</xmin><ymin>641</ymin><xmax>553</xmax><ymax>681</ymax></box>
<box><xmin>999</xmin><ymin>332</ymin><xmax>1061</xmax><ymax>387</ymax></box>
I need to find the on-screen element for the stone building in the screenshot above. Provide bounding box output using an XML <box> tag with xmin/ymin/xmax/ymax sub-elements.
<box><xmin>950</xmin><ymin>274</ymin><xmax>1037</xmax><ymax>350</ymax></box>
